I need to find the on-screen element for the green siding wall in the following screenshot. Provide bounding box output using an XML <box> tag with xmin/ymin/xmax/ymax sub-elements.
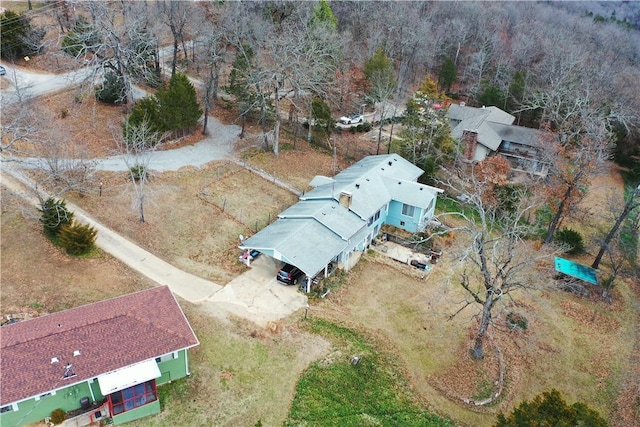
<box><xmin>1</xmin><ymin>350</ymin><xmax>190</xmax><ymax>427</ymax></box>
<box><xmin>0</xmin><ymin>382</ymin><xmax>94</xmax><ymax>427</ymax></box>
<box><xmin>111</xmin><ymin>400</ymin><xmax>160</xmax><ymax>425</ymax></box>
<box><xmin>157</xmin><ymin>350</ymin><xmax>189</xmax><ymax>385</ymax></box>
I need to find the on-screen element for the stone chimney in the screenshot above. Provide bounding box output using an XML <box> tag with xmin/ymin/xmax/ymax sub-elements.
<box><xmin>462</xmin><ymin>130</ymin><xmax>478</xmax><ymax>161</ymax></box>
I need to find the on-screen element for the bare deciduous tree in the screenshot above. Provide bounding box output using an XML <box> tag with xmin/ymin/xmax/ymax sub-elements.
<box><xmin>437</xmin><ymin>164</ymin><xmax>552</xmax><ymax>360</ymax></box>
<box><xmin>117</xmin><ymin>120</ymin><xmax>161</xmax><ymax>223</ymax></box>
<box><xmin>592</xmin><ymin>184</ymin><xmax>640</xmax><ymax>270</ymax></box>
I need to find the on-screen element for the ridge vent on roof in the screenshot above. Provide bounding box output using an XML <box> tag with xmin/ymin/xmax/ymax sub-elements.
<box><xmin>51</xmin><ymin>357</ymin><xmax>59</xmax><ymax>364</ymax></box>
<box><xmin>73</xmin><ymin>350</ymin><xmax>81</xmax><ymax>357</ymax></box>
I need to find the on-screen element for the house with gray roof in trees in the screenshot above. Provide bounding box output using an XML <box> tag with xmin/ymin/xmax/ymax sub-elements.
<box><xmin>0</xmin><ymin>286</ymin><xmax>199</xmax><ymax>427</ymax></box>
<box><xmin>446</xmin><ymin>103</ymin><xmax>551</xmax><ymax>176</ymax></box>
<box><xmin>239</xmin><ymin>154</ymin><xmax>443</xmax><ymax>291</ymax></box>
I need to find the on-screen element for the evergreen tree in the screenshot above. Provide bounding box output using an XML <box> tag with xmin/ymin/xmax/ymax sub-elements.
<box><xmin>310</xmin><ymin>0</ymin><xmax>338</xmax><ymax>30</ymax></box>
<box><xmin>124</xmin><ymin>96</ymin><xmax>162</xmax><ymax>145</ymax></box>
<box><xmin>39</xmin><ymin>198</ymin><xmax>73</xmax><ymax>239</ymax></box>
<box><xmin>363</xmin><ymin>46</ymin><xmax>397</xmax><ymax>98</ymax></box>
<box><xmin>478</xmin><ymin>82</ymin><xmax>506</xmax><ymax>108</ymax></box>
<box><xmin>399</xmin><ymin>77</ymin><xmax>455</xmax><ymax>183</ymax></box>
<box><xmin>58</xmin><ymin>222</ymin><xmax>98</xmax><ymax>256</ymax></box>
<box><xmin>96</xmin><ymin>71</ymin><xmax>126</xmax><ymax>104</ymax></box>
<box><xmin>61</xmin><ymin>16</ymin><xmax>101</xmax><ymax>58</ymax></box>
<box><xmin>311</xmin><ymin>98</ymin><xmax>334</xmax><ymax>137</ymax></box>
<box><xmin>1</xmin><ymin>10</ymin><xmax>44</xmax><ymax>60</ymax></box>
<box><xmin>438</xmin><ymin>57</ymin><xmax>456</xmax><ymax>93</ymax></box>
<box><xmin>156</xmin><ymin>72</ymin><xmax>202</xmax><ymax>135</ymax></box>
<box><xmin>495</xmin><ymin>389</ymin><xmax>607</xmax><ymax>427</ymax></box>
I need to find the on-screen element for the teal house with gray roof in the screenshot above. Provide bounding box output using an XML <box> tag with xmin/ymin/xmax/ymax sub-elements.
<box><xmin>239</xmin><ymin>154</ymin><xmax>443</xmax><ymax>289</ymax></box>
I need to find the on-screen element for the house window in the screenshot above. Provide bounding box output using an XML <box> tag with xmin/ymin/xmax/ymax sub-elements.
<box><xmin>1</xmin><ymin>405</ymin><xmax>14</xmax><ymax>413</ymax></box>
<box><xmin>109</xmin><ymin>380</ymin><xmax>157</xmax><ymax>416</ymax></box>
<box><xmin>35</xmin><ymin>391</ymin><xmax>55</xmax><ymax>401</ymax></box>
<box><xmin>155</xmin><ymin>353</ymin><xmax>175</xmax><ymax>363</ymax></box>
<box><xmin>401</xmin><ymin>204</ymin><xmax>415</xmax><ymax>217</ymax></box>
<box><xmin>368</xmin><ymin>209</ymin><xmax>381</xmax><ymax>226</ymax></box>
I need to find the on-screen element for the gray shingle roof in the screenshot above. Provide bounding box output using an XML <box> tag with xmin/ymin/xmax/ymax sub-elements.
<box><xmin>240</xmin><ymin>154</ymin><xmax>441</xmax><ymax>277</ymax></box>
<box><xmin>303</xmin><ymin>154</ymin><xmax>424</xmax><ymax>219</ymax></box>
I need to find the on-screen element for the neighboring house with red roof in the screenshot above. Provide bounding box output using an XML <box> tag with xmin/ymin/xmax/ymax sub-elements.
<box><xmin>446</xmin><ymin>103</ymin><xmax>551</xmax><ymax>176</ymax></box>
<box><xmin>0</xmin><ymin>286</ymin><xmax>199</xmax><ymax>427</ymax></box>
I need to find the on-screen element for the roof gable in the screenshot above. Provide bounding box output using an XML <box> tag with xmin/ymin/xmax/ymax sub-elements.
<box><xmin>381</xmin><ymin>177</ymin><xmax>443</xmax><ymax>207</ymax></box>
<box><xmin>0</xmin><ymin>286</ymin><xmax>199</xmax><ymax>405</ymax></box>
<box><xmin>304</xmin><ymin>154</ymin><xmax>424</xmax><ymax>219</ymax></box>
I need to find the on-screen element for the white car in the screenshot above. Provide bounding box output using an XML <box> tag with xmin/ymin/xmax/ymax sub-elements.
<box><xmin>338</xmin><ymin>113</ymin><xmax>364</xmax><ymax>125</ymax></box>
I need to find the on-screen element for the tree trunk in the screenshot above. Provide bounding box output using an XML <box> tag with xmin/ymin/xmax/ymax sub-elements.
<box><xmin>544</xmin><ymin>170</ymin><xmax>583</xmax><ymax>244</ymax></box>
<box><xmin>273</xmin><ymin>86</ymin><xmax>281</xmax><ymax>155</ymax></box>
<box><xmin>592</xmin><ymin>185</ymin><xmax>640</xmax><ymax>269</ymax></box>
<box><xmin>139</xmin><ymin>194</ymin><xmax>145</xmax><ymax>224</ymax></box>
<box><xmin>171</xmin><ymin>29</ymin><xmax>178</xmax><ymax>78</ymax></box>
<box><xmin>202</xmin><ymin>106</ymin><xmax>209</xmax><ymax>135</ymax></box>
<box><xmin>376</xmin><ymin>122</ymin><xmax>384</xmax><ymax>155</ymax></box>
<box><xmin>472</xmin><ymin>292</ymin><xmax>496</xmax><ymax>360</ymax></box>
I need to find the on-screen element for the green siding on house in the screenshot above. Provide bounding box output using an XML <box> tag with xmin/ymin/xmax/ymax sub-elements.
<box><xmin>111</xmin><ymin>400</ymin><xmax>161</xmax><ymax>425</ymax></box>
<box><xmin>1</xmin><ymin>351</ymin><xmax>190</xmax><ymax>427</ymax></box>
<box><xmin>0</xmin><ymin>382</ymin><xmax>95</xmax><ymax>427</ymax></box>
<box><xmin>157</xmin><ymin>350</ymin><xmax>189</xmax><ymax>385</ymax></box>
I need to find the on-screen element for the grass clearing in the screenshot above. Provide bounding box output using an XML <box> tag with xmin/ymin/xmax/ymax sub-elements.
<box><xmin>127</xmin><ymin>310</ymin><xmax>331</xmax><ymax>427</ymax></box>
<box><xmin>287</xmin><ymin>318</ymin><xmax>454</xmax><ymax>426</ymax></box>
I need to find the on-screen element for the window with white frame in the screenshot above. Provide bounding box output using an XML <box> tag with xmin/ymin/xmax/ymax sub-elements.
<box><xmin>401</xmin><ymin>204</ymin><xmax>415</xmax><ymax>217</ymax></box>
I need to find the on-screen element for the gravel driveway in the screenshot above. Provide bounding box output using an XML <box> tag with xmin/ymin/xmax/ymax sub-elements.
<box><xmin>95</xmin><ymin>117</ymin><xmax>241</xmax><ymax>172</ymax></box>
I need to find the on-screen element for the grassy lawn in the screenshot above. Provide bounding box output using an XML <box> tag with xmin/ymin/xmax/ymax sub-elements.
<box><xmin>126</xmin><ymin>309</ymin><xmax>330</xmax><ymax>427</ymax></box>
<box><xmin>287</xmin><ymin>318</ymin><xmax>454</xmax><ymax>427</ymax></box>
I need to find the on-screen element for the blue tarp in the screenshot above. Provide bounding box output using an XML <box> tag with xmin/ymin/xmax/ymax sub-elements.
<box><xmin>554</xmin><ymin>257</ymin><xmax>598</xmax><ymax>285</ymax></box>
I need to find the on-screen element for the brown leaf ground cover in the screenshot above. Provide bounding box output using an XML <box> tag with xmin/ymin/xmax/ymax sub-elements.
<box><xmin>3</xmin><ymin>46</ymin><xmax>638</xmax><ymax>425</ymax></box>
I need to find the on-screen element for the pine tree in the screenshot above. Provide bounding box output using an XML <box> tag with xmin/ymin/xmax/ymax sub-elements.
<box><xmin>156</xmin><ymin>72</ymin><xmax>202</xmax><ymax>135</ymax></box>
<box><xmin>58</xmin><ymin>221</ymin><xmax>98</xmax><ymax>256</ymax></box>
<box><xmin>438</xmin><ymin>57</ymin><xmax>456</xmax><ymax>93</ymax></box>
<box><xmin>495</xmin><ymin>389</ymin><xmax>607</xmax><ymax>427</ymax></box>
<box><xmin>39</xmin><ymin>198</ymin><xmax>73</xmax><ymax>239</ymax></box>
<box><xmin>124</xmin><ymin>96</ymin><xmax>162</xmax><ymax>145</ymax></box>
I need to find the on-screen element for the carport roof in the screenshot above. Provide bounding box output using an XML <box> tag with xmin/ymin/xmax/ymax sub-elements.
<box><xmin>239</xmin><ymin>215</ymin><xmax>365</xmax><ymax>277</ymax></box>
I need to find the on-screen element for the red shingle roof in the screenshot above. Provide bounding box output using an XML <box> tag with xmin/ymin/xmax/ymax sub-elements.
<box><xmin>0</xmin><ymin>286</ymin><xmax>199</xmax><ymax>405</ymax></box>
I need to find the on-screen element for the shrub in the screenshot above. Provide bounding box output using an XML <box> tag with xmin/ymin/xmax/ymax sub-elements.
<box><xmin>39</xmin><ymin>198</ymin><xmax>73</xmax><ymax>239</ymax></box>
<box><xmin>495</xmin><ymin>389</ymin><xmax>607</xmax><ymax>427</ymax></box>
<box><xmin>129</xmin><ymin>164</ymin><xmax>147</xmax><ymax>181</ymax></box>
<box><xmin>58</xmin><ymin>222</ymin><xmax>98</xmax><ymax>256</ymax></box>
<box><xmin>506</xmin><ymin>312</ymin><xmax>527</xmax><ymax>331</ymax></box>
<box><xmin>50</xmin><ymin>408</ymin><xmax>66</xmax><ymax>424</ymax></box>
<box><xmin>555</xmin><ymin>228</ymin><xmax>585</xmax><ymax>254</ymax></box>
<box><xmin>96</xmin><ymin>71</ymin><xmax>126</xmax><ymax>104</ymax></box>
<box><xmin>61</xmin><ymin>16</ymin><xmax>100</xmax><ymax>58</ymax></box>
